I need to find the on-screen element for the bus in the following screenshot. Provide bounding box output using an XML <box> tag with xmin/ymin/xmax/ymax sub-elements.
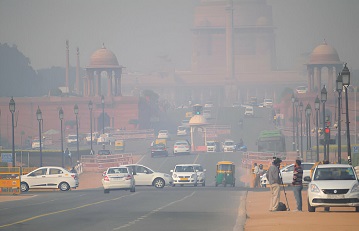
<box><xmin>257</xmin><ymin>130</ymin><xmax>286</xmax><ymax>153</ymax></box>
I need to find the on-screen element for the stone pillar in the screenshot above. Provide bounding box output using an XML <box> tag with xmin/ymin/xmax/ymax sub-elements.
<box><xmin>328</xmin><ymin>66</ymin><xmax>334</xmax><ymax>96</ymax></box>
<box><xmin>66</xmin><ymin>40</ymin><xmax>69</xmax><ymax>92</ymax></box>
<box><xmin>315</xmin><ymin>66</ymin><xmax>321</xmax><ymax>93</ymax></box>
<box><xmin>225</xmin><ymin>2</ymin><xmax>234</xmax><ymax>79</ymax></box>
<box><xmin>107</xmin><ymin>71</ymin><xmax>112</xmax><ymax>97</ymax></box>
<box><xmin>76</xmin><ymin>47</ymin><xmax>80</xmax><ymax>95</ymax></box>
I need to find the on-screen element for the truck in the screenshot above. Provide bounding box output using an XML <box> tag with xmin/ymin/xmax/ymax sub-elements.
<box><xmin>257</xmin><ymin>130</ymin><xmax>286</xmax><ymax>153</ymax></box>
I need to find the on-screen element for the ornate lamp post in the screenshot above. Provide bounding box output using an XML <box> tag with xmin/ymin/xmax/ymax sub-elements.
<box><xmin>9</xmin><ymin>97</ymin><xmax>15</xmax><ymax>167</ymax></box>
<box><xmin>341</xmin><ymin>63</ymin><xmax>351</xmax><ymax>165</ymax></box>
<box><xmin>305</xmin><ymin>103</ymin><xmax>312</xmax><ymax>153</ymax></box>
<box><xmin>59</xmin><ymin>108</ymin><xmax>64</xmax><ymax>167</ymax></box>
<box><xmin>321</xmin><ymin>86</ymin><xmax>327</xmax><ymax>160</ymax></box>
<box><xmin>336</xmin><ymin>73</ymin><xmax>343</xmax><ymax>163</ymax></box>
<box><xmin>299</xmin><ymin>101</ymin><xmax>303</xmax><ymax>159</ymax></box>
<box><xmin>315</xmin><ymin>96</ymin><xmax>320</xmax><ymax>162</ymax></box>
<box><xmin>291</xmin><ymin>94</ymin><xmax>296</xmax><ymax>151</ymax></box>
<box><xmin>74</xmin><ymin>104</ymin><xmax>80</xmax><ymax>162</ymax></box>
<box><xmin>36</xmin><ymin>106</ymin><xmax>43</xmax><ymax>167</ymax></box>
<box><xmin>88</xmin><ymin>100</ymin><xmax>93</xmax><ymax>154</ymax></box>
<box><xmin>294</xmin><ymin>98</ymin><xmax>299</xmax><ymax>153</ymax></box>
<box><xmin>101</xmin><ymin>95</ymin><xmax>105</xmax><ymax>134</ymax></box>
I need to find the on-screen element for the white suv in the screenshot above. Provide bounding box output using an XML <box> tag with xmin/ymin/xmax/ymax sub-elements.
<box><xmin>124</xmin><ymin>164</ymin><xmax>173</xmax><ymax>188</ymax></box>
<box><xmin>171</xmin><ymin>164</ymin><xmax>198</xmax><ymax>187</ymax></box>
<box><xmin>222</xmin><ymin>139</ymin><xmax>236</xmax><ymax>152</ymax></box>
<box><xmin>244</xmin><ymin>106</ymin><xmax>254</xmax><ymax>117</ymax></box>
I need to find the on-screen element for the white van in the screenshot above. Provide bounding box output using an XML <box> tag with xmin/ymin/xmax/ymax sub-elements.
<box><xmin>263</xmin><ymin>99</ymin><xmax>273</xmax><ymax>108</ymax></box>
<box><xmin>244</xmin><ymin>106</ymin><xmax>254</xmax><ymax>117</ymax></box>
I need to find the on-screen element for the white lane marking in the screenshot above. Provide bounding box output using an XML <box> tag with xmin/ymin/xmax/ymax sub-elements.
<box><xmin>113</xmin><ymin>191</ymin><xmax>196</xmax><ymax>230</ymax></box>
<box><xmin>0</xmin><ymin>193</ymin><xmax>138</xmax><ymax>228</ymax></box>
<box><xmin>136</xmin><ymin>155</ymin><xmax>145</xmax><ymax>164</ymax></box>
<box><xmin>193</xmin><ymin>152</ymin><xmax>200</xmax><ymax>164</ymax></box>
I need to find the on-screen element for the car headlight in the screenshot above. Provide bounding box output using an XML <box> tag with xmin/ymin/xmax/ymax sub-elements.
<box><xmin>173</xmin><ymin>174</ymin><xmax>177</xmax><ymax>178</ymax></box>
<box><xmin>199</xmin><ymin>173</ymin><xmax>204</xmax><ymax>177</ymax></box>
<box><xmin>351</xmin><ymin>183</ymin><xmax>359</xmax><ymax>192</ymax></box>
<box><xmin>191</xmin><ymin>174</ymin><xmax>195</xmax><ymax>178</ymax></box>
<box><xmin>309</xmin><ymin>184</ymin><xmax>320</xmax><ymax>193</ymax></box>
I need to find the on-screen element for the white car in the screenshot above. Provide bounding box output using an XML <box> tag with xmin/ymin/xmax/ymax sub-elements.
<box><xmin>263</xmin><ymin>98</ymin><xmax>273</xmax><ymax>108</ymax></box>
<box><xmin>260</xmin><ymin>162</ymin><xmax>315</xmax><ymax>186</ymax></box>
<box><xmin>157</xmin><ymin>130</ymin><xmax>170</xmax><ymax>139</ymax></box>
<box><xmin>20</xmin><ymin>166</ymin><xmax>79</xmax><ymax>192</ymax></box>
<box><xmin>222</xmin><ymin>139</ymin><xmax>236</xmax><ymax>152</ymax></box>
<box><xmin>296</xmin><ymin>86</ymin><xmax>308</xmax><ymax>94</ymax></box>
<box><xmin>177</xmin><ymin>126</ymin><xmax>188</xmax><ymax>136</ymax></box>
<box><xmin>244</xmin><ymin>106</ymin><xmax>254</xmax><ymax>117</ymax></box>
<box><xmin>67</xmin><ymin>134</ymin><xmax>78</xmax><ymax>146</ymax></box>
<box><xmin>193</xmin><ymin>164</ymin><xmax>206</xmax><ymax>186</ymax></box>
<box><xmin>305</xmin><ymin>164</ymin><xmax>359</xmax><ymax>212</ymax></box>
<box><xmin>124</xmin><ymin>164</ymin><xmax>173</xmax><ymax>188</ymax></box>
<box><xmin>171</xmin><ymin>164</ymin><xmax>198</xmax><ymax>187</ymax></box>
<box><xmin>206</xmin><ymin>141</ymin><xmax>220</xmax><ymax>152</ymax></box>
<box><xmin>31</xmin><ymin>138</ymin><xmax>44</xmax><ymax>149</ymax></box>
<box><xmin>173</xmin><ymin>140</ymin><xmax>191</xmax><ymax>155</ymax></box>
<box><xmin>102</xmin><ymin>166</ymin><xmax>135</xmax><ymax>193</ymax></box>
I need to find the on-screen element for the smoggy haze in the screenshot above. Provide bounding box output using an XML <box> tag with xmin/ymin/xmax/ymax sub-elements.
<box><xmin>0</xmin><ymin>0</ymin><xmax>358</xmax><ymax>72</ymax></box>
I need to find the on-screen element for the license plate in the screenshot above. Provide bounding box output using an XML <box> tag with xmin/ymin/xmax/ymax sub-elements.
<box><xmin>180</xmin><ymin>178</ymin><xmax>188</xmax><ymax>181</ymax></box>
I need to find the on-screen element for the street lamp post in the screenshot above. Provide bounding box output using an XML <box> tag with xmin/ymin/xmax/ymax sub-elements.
<box><xmin>291</xmin><ymin>94</ymin><xmax>296</xmax><ymax>151</ymax></box>
<box><xmin>88</xmin><ymin>101</ymin><xmax>93</xmax><ymax>154</ymax></box>
<box><xmin>74</xmin><ymin>104</ymin><xmax>80</xmax><ymax>163</ymax></box>
<box><xmin>306</xmin><ymin>104</ymin><xmax>312</xmax><ymax>153</ymax></box>
<box><xmin>59</xmin><ymin>108</ymin><xmax>64</xmax><ymax>168</ymax></box>
<box><xmin>336</xmin><ymin>73</ymin><xmax>343</xmax><ymax>164</ymax></box>
<box><xmin>341</xmin><ymin>63</ymin><xmax>351</xmax><ymax>165</ymax></box>
<box><xmin>9</xmin><ymin>97</ymin><xmax>15</xmax><ymax>167</ymax></box>
<box><xmin>295</xmin><ymin>98</ymin><xmax>299</xmax><ymax>153</ymax></box>
<box><xmin>101</xmin><ymin>95</ymin><xmax>105</xmax><ymax>134</ymax></box>
<box><xmin>36</xmin><ymin>106</ymin><xmax>43</xmax><ymax>167</ymax></box>
<box><xmin>321</xmin><ymin>86</ymin><xmax>327</xmax><ymax>160</ymax></box>
<box><xmin>299</xmin><ymin>101</ymin><xmax>303</xmax><ymax>159</ymax></box>
<box><xmin>315</xmin><ymin>96</ymin><xmax>320</xmax><ymax>162</ymax></box>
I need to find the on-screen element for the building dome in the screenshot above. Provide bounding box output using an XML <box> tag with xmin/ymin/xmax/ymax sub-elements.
<box><xmin>308</xmin><ymin>41</ymin><xmax>341</xmax><ymax>65</ymax></box>
<box><xmin>87</xmin><ymin>44</ymin><xmax>120</xmax><ymax>68</ymax></box>
<box><xmin>189</xmin><ymin>115</ymin><xmax>208</xmax><ymax>126</ymax></box>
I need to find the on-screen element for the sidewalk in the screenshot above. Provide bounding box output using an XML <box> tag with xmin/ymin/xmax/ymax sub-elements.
<box><xmin>245</xmin><ymin>189</ymin><xmax>359</xmax><ymax>231</ymax></box>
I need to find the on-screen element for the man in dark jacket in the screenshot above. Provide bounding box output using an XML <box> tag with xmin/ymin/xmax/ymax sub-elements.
<box><xmin>292</xmin><ymin>159</ymin><xmax>303</xmax><ymax>211</ymax></box>
<box><xmin>268</xmin><ymin>158</ymin><xmax>282</xmax><ymax>211</ymax></box>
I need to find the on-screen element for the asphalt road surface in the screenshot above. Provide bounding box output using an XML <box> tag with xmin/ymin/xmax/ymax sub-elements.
<box><xmin>0</xmin><ymin>152</ymin><xmax>247</xmax><ymax>231</ymax></box>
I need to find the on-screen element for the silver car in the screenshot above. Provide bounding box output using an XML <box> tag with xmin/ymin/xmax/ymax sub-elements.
<box><xmin>305</xmin><ymin>164</ymin><xmax>359</xmax><ymax>212</ymax></box>
<box><xmin>102</xmin><ymin>166</ymin><xmax>135</xmax><ymax>193</ymax></box>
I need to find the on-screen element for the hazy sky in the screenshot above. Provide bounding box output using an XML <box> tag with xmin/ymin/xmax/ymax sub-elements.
<box><xmin>1</xmin><ymin>0</ymin><xmax>358</xmax><ymax>73</ymax></box>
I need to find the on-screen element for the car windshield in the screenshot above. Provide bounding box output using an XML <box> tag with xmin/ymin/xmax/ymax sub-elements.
<box><xmin>98</xmin><ymin>150</ymin><xmax>110</xmax><ymax>155</ymax></box>
<box><xmin>314</xmin><ymin>167</ymin><xmax>356</xmax><ymax>180</ymax></box>
<box><xmin>218</xmin><ymin>164</ymin><xmax>233</xmax><ymax>171</ymax></box>
<box><xmin>207</xmin><ymin>142</ymin><xmax>215</xmax><ymax>146</ymax></box>
<box><xmin>224</xmin><ymin>141</ymin><xmax>234</xmax><ymax>145</ymax></box>
<box><xmin>153</xmin><ymin>143</ymin><xmax>165</xmax><ymax>148</ymax></box>
<box><xmin>175</xmin><ymin>166</ymin><xmax>194</xmax><ymax>172</ymax></box>
<box><xmin>194</xmin><ymin>166</ymin><xmax>203</xmax><ymax>172</ymax></box>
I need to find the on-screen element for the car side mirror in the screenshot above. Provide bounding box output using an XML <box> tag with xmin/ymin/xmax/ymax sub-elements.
<box><xmin>204</xmin><ymin>169</ymin><xmax>206</xmax><ymax>172</ymax></box>
<box><xmin>102</xmin><ymin>171</ymin><xmax>106</xmax><ymax>177</ymax></box>
<box><xmin>170</xmin><ymin>170</ymin><xmax>173</xmax><ymax>173</ymax></box>
<box><xmin>304</xmin><ymin>176</ymin><xmax>311</xmax><ymax>182</ymax></box>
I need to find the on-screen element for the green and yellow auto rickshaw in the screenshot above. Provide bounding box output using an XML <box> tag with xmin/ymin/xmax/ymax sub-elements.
<box><xmin>215</xmin><ymin>161</ymin><xmax>235</xmax><ymax>187</ymax></box>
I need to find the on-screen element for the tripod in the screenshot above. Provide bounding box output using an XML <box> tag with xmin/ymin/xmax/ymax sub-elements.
<box><xmin>278</xmin><ymin>170</ymin><xmax>290</xmax><ymax>211</ymax></box>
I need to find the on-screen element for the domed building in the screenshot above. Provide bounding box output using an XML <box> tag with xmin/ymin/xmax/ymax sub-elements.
<box><xmin>306</xmin><ymin>41</ymin><xmax>343</xmax><ymax>93</ymax></box>
<box><xmin>84</xmin><ymin>44</ymin><xmax>124</xmax><ymax>97</ymax></box>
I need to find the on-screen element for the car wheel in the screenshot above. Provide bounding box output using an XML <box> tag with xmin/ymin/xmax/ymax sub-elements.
<box><xmin>20</xmin><ymin>182</ymin><xmax>29</xmax><ymax>192</ymax></box>
<box><xmin>104</xmin><ymin>189</ymin><xmax>110</xmax><ymax>193</ymax></box>
<box><xmin>172</xmin><ymin>184</ymin><xmax>176</xmax><ymax>187</ymax></box>
<box><xmin>153</xmin><ymin>178</ymin><xmax>165</xmax><ymax>188</ymax></box>
<box><xmin>202</xmin><ymin>182</ymin><xmax>205</xmax><ymax>187</ymax></box>
<box><xmin>194</xmin><ymin>183</ymin><xmax>197</xmax><ymax>187</ymax></box>
<box><xmin>130</xmin><ymin>186</ymin><xmax>135</xmax><ymax>192</ymax></box>
<box><xmin>180</xmin><ymin>184</ymin><xmax>184</xmax><ymax>187</ymax></box>
<box><xmin>356</xmin><ymin>207</ymin><xmax>359</xmax><ymax>212</ymax></box>
<box><xmin>59</xmin><ymin>182</ymin><xmax>70</xmax><ymax>191</ymax></box>
<box><xmin>308</xmin><ymin>199</ymin><xmax>315</xmax><ymax>212</ymax></box>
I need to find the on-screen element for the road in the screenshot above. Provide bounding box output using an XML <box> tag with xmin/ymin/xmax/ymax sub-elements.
<box><xmin>0</xmin><ymin>152</ymin><xmax>248</xmax><ymax>231</ymax></box>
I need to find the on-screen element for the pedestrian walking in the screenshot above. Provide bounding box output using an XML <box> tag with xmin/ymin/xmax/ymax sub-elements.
<box><xmin>268</xmin><ymin>158</ymin><xmax>282</xmax><ymax>211</ymax></box>
<box><xmin>253</xmin><ymin>163</ymin><xmax>260</xmax><ymax>188</ymax></box>
<box><xmin>292</xmin><ymin>159</ymin><xmax>303</xmax><ymax>211</ymax></box>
